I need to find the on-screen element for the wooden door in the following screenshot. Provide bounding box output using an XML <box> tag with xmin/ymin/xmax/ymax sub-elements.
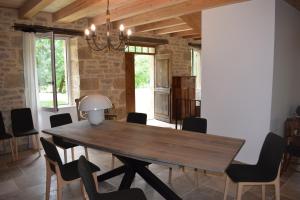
<box><xmin>125</xmin><ymin>53</ymin><xmax>135</xmax><ymax>113</ymax></box>
<box><xmin>154</xmin><ymin>54</ymin><xmax>171</xmax><ymax>122</ymax></box>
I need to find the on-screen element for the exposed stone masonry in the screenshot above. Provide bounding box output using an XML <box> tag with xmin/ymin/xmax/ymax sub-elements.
<box><xmin>0</xmin><ymin>7</ymin><xmax>193</xmax><ymax>154</ymax></box>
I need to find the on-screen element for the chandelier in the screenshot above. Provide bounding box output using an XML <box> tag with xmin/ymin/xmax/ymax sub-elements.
<box><xmin>84</xmin><ymin>0</ymin><xmax>132</xmax><ymax>52</ymax></box>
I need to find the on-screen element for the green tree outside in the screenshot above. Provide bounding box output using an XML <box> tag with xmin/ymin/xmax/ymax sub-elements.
<box><xmin>135</xmin><ymin>55</ymin><xmax>151</xmax><ymax>88</ymax></box>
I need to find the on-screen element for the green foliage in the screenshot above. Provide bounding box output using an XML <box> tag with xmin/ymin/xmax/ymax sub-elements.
<box><xmin>35</xmin><ymin>38</ymin><xmax>67</xmax><ymax>93</ymax></box>
<box><xmin>135</xmin><ymin>55</ymin><xmax>151</xmax><ymax>88</ymax></box>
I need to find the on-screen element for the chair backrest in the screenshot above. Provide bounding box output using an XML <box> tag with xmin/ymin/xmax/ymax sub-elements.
<box><xmin>0</xmin><ymin>111</ymin><xmax>6</xmax><ymax>136</ymax></box>
<box><xmin>257</xmin><ymin>132</ymin><xmax>286</xmax><ymax>180</ymax></box>
<box><xmin>75</xmin><ymin>96</ymin><xmax>88</xmax><ymax>121</ymax></box>
<box><xmin>40</xmin><ymin>137</ymin><xmax>63</xmax><ymax>169</ymax></box>
<box><xmin>11</xmin><ymin>108</ymin><xmax>34</xmax><ymax>135</ymax></box>
<box><xmin>127</xmin><ymin>112</ymin><xmax>147</xmax><ymax>125</ymax></box>
<box><xmin>182</xmin><ymin>117</ymin><xmax>207</xmax><ymax>133</ymax></box>
<box><xmin>78</xmin><ymin>156</ymin><xmax>98</xmax><ymax>200</ymax></box>
<box><xmin>50</xmin><ymin>113</ymin><xmax>72</xmax><ymax>128</ymax></box>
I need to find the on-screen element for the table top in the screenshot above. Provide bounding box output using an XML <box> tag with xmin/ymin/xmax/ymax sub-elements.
<box><xmin>42</xmin><ymin>120</ymin><xmax>244</xmax><ymax>173</ymax></box>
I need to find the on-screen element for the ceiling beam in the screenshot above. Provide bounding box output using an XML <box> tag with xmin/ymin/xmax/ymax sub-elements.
<box><xmin>90</xmin><ymin>0</ymin><xmax>188</xmax><ymax>26</ymax></box>
<box><xmin>171</xmin><ymin>30</ymin><xmax>200</xmax><ymax>37</ymax></box>
<box><xmin>19</xmin><ymin>0</ymin><xmax>54</xmax><ymax>19</ymax></box>
<box><xmin>53</xmin><ymin>0</ymin><xmax>104</xmax><ymax>22</ymax></box>
<box><xmin>134</xmin><ymin>18</ymin><xmax>185</xmax><ymax>33</ymax></box>
<box><xmin>183</xmin><ymin>34</ymin><xmax>202</xmax><ymax>39</ymax></box>
<box><xmin>180</xmin><ymin>12</ymin><xmax>201</xmax><ymax>32</ymax></box>
<box><xmin>53</xmin><ymin>0</ymin><xmax>129</xmax><ymax>23</ymax></box>
<box><xmin>154</xmin><ymin>24</ymin><xmax>192</xmax><ymax>35</ymax></box>
<box><xmin>114</xmin><ymin>0</ymin><xmax>247</xmax><ymax>28</ymax></box>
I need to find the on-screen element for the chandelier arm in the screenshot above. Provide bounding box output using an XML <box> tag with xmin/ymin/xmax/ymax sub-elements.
<box><xmin>91</xmin><ymin>36</ymin><xmax>108</xmax><ymax>51</ymax></box>
<box><xmin>110</xmin><ymin>39</ymin><xmax>128</xmax><ymax>51</ymax></box>
<box><xmin>87</xmin><ymin>38</ymin><xmax>108</xmax><ymax>51</ymax></box>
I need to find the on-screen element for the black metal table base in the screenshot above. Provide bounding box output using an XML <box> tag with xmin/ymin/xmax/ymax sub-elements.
<box><xmin>97</xmin><ymin>155</ymin><xmax>182</xmax><ymax>200</ymax></box>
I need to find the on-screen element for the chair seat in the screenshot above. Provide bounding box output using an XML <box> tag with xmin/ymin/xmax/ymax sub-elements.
<box><xmin>287</xmin><ymin>144</ymin><xmax>300</xmax><ymax>157</ymax></box>
<box><xmin>61</xmin><ymin>160</ymin><xmax>100</xmax><ymax>181</ymax></box>
<box><xmin>53</xmin><ymin>136</ymin><xmax>78</xmax><ymax>149</ymax></box>
<box><xmin>226</xmin><ymin>164</ymin><xmax>274</xmax><ymax>183</ymax></box>
<box><xmin>13</xmin><ymin>128</ymin><xmax>38</xmax><ymax>137</ymax></box>
<box><xmin>97</xmin><ymin>188</ymin><xmax>146</xmax><ymax>200</ymax></box>
<box><xmin>0</xmin><ymin>132</ymin><xmax>12</xmax><ymax>140</ymax></box>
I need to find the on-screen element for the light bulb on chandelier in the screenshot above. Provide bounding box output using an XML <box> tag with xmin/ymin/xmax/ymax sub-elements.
<box><xmin>84</xmin><ymin>0</ymin><xmax>132</xmax><ymax>52</ymax></box>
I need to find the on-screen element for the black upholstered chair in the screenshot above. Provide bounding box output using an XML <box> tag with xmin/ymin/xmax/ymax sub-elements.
<box><xmin>224</xmin><ymin>133</ymin><xmax>286</xmax><ymax>200</ymax></box>
<box><xmin>182</xmin><ymin>117</ymin><xmax>207</xmax><ymax>133</ymax></box>
<box><xmin>111</xmin><ymin>112</ymin><xmax>147</xmax><ymax>169</ymax></box>
<box><xmin>0</xmin><ymin>111</ymin><xmax>14</xmax><ymax>160</ymax></box>
<box><xmin>40</xmin><ymin>137</ymin><xmax>100</xmax><ymax>200</ymax></box>
<box><xmin>50</xmin><ymin>113</ymin><xmax>89</xmax><ymax>163</ymax></box>
<box><xmin>78</xmin><ymin>156</ymin><xmax>147</xmax><ymax>200</ymax></box>
<box><xmin>127</xmin><ymin>112</ymin><xmax>147</xmax><ymax>125</ymax></box>
<box><xmin>169</xmin><ymin>117</ymin><xmax>208</xmax><ymax>184</ymax></box>
<box><xmin>11</xmin><ymin>108</ymin><xmax>40</xmax><ymax>160</ymax></box>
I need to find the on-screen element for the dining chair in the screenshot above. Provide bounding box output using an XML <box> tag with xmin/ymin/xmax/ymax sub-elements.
<box><xmin>0</xmin><ymin>111</ymin><xmax>14</xmax><ymax>160</ymax></box>
<box><xmin>78</xmin><ymin>155</ymin><xmax>147</xmax><ymax>200</ymax></box>
<box><xmin>223</xmin><ymin>132</ymin><xmax>285</xmax><ymax>200</ymax></box>
<box><xmin>11</xmin><ymin>108</ymin><xmax>40</xmax><ymax>160</ymax></box>
<box><xmin>50</xmin><ymin>113</ymin><xmax>89</xmax><ymax>163</ymax></box>
<box><xmin>111</xmin><ymin>112</ymin><xmax>147</xmax><ymax>169</ymax></box>
<box><xmin>127</xmin><ymin>112</ymin><xmax>147</xmax><ymax>125</ymax></box>
<box><xmin>169</xmin><ymin>117</ymin><xmax>207</xmax><ymax>184</ymax></box>
<box><xmin>40</xmin><ymin>137</ymin><xmax>100</xmax><ymax>200</ymax></box>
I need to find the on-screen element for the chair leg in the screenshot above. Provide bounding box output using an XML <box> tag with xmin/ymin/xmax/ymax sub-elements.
<box><xmin>262</xmin><ymin>185</ymin><xmax>266</xmax><ymax>200</ymax></box>
<box><xmin>275</xmin><ymin>179</ymin><xmax>280</xmax><ymax>200</ymax></box>
<box><xmin>56</xmin><ymin>178</ymin><xmax>63</xmax><ymax>200</ymax></box>
<box><xmin>194</xmin><ymin>168</ymin><xmax>199</xmax><ymax>187</ymax></box>
<box><xmin>45</xmin><ymin>166</ymin><xmax>51</xmax><ymax>200</ymax></box>
<box><xmin>84</xmin><ymin>147</ymin><xmax>89</xmax><ymax>160</ymax></box>
<box><xmin>168</xmin><ymin>168</ymin><xmax>172</xmax><ymax>184</ymax></box>
<box><xmin>80</xmin><ymin>180</ymin><xmax>88</xmax><ymax>200</ymax></box>
<box><xmin>71</xmin><ymin>148</ymin><xmax>75</xmax><ymax>161</ymax></box>
<box><xmin>111</xmin><ymin>155</ymin><xmax>115</xmax><ymax>169</ymax></box>
<box><xmin>35</xmin><ymin>135</ymin><xmax>41</xmax><ymax>156</ymax></box>
<box><xmin>182</xmin><ymin>166</ymin><xmax>185</xmax><ymax>172</ymax></box>
<box><xmin>223</xmin><ymin>176</ymin><xmax>229</xmax><ymax>200</ymax></box>
<box><xmin>93</xmin><ymin>172</ymin><xmax>99</xmax><ymax>192</ymax></box>
<box><xmin>64</xmin><ymin>149</ymin><xmax>67</xmax><ymax>163</ymax></box>
<box><xmin>9</xmin><ymin>139</ymin><xmax>15</xmax><ymax>161</ymax></box>
<box><xmin>236</xmin><ymin>183</ymin><xmax>243</xmax><ymax>200</ymax></box>
<box><xmin>14</xmin><ymin>138</ymin><xmax>18</xmax><ymax>160</ymax></box>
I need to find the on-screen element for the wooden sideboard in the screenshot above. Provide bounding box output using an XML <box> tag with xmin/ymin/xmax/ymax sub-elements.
<box><xmin>172</xmin><ymin>76</ymin><xmax>199</xmax><ymax>121</ymax></box>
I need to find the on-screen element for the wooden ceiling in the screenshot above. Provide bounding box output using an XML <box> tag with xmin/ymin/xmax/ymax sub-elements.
<box><xmin>1</xmin><ymin>0</ymin><xmax>299</xmax><ymax>39</ymax></box>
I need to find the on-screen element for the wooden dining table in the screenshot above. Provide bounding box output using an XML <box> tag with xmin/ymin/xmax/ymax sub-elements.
<box><xmin>43</xmin><ymin>120</ymin><xmax>244</xmax><ymax>200</ymax></box>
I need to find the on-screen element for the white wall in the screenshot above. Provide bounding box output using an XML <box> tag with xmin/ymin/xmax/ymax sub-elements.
<box><xmin>201</xmin><ymin>0</ymin><xmax>276</xmax><ymax>164</ymax></box>
<box><xmin>270</xmin><ymin>0</ymin><xmax>300</xmax><ymax>136</ymax></box>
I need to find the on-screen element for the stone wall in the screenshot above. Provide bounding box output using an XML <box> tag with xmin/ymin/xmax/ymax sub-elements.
<box><xmin>0</xmin><ymin>6</ymin><xmax>193</xmax><ymax>153</ymax></box>
<box><xmin>0</xmin><ymin>8</ymin><xmax>87</xmax><ymax>153</ymax></box>
<box><xmin>78</xmin><ymin>30</ymin><xmax>193</xmax><ymax>119</ymax></box>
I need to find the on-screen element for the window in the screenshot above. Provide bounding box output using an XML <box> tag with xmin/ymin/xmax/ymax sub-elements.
<box><xmin>191</xmin><ymin>48</ymin><xmax>201</xmax><ymax>100</ymax></box>
<box><xmin>125</xmin><ymin>45</ymin><xmax>156</xmax><ymax>55</ymax></box>
<box><xmin>35</xmin><ymin>36</ymin><xmax>71</xmax><ymax>110</ymax></box>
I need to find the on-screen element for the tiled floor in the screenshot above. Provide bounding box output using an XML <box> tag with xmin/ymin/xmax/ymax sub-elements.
<box><xmin>0</xmin><ymin>147</ymin><xmax>299</xmax><ymax>200</ymax></box>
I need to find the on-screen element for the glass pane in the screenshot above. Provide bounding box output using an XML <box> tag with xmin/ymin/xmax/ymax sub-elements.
<box><xmin>136</xmin><ymin>46</ymin><xmax>142</xmax><ymax>53</ymax></box>
<box><xmin>149</xmin><ymin>47</ymin><xmax>155</xmax><ymax>54</ymax></box>
<box><xmin>35</xmin><ymin>38</ymin><xmax>54</xmax><ymax>108</ymax></box>
<box><xmin>142</xmin><ymin>47</ymin><xmax>148</xmax><ymax>53</ymax></box>
<box><xmin>55</xmin><ymin>39</ymin><xmax>69</xmax><ymax>106</ymax></box>
<box><xmin>129</xmin><ymin>46</ymin><xmax>135</xmax><ymax>52</ymax></box>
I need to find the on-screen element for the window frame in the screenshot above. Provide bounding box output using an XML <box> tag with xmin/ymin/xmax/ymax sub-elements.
<box><xmin>35</xmin><ymin>33</ymin><xmax>72</xmax><ymax>112</ymax></box>
<box><xmin>125</xmin><ymin>45</ymin><xmax>156</xmax><ymax>55</ymax></box>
